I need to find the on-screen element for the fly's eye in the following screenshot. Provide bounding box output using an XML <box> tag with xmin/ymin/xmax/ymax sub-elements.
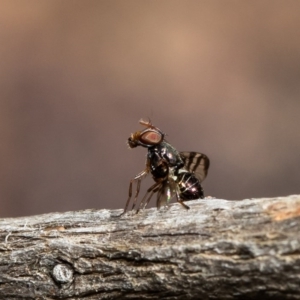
<box><xmin>140</xmin><ymin>130</ymin><xmax>163</xmax><ymax>145</ymax></box>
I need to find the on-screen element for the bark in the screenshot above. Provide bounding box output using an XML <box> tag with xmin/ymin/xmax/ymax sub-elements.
<box><xmin>1</xmin><ymin>195</ymin><xmax>300</xmax><ymax>300</ymax></box>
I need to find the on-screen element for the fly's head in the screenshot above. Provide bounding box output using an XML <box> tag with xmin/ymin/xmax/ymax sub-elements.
<box><xmin>128</xmin><ymin>119</ymin><xmax>165</xmax><ymax>148</ymax></box>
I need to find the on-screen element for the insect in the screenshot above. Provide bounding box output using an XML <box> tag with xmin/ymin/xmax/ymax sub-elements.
<box><xmin>122</xmin><ymin>119</ymin><xmax>210</xmax><ymax>214</ymax></box>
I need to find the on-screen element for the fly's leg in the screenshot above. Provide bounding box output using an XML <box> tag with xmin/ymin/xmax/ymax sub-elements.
<box><xmin>120</xmin><ymin>169</ymin><xmax>148</xmax><ymax>216</ymax></box>
<box><xmin>177</xmin><ymin>199</ymin><xmax>190</xmax><ymax>210</ymax></box>
<box><xmin>144</xmin><ymin>185</ymin><xmax>160</xmax><ymax>209</ymax></box>
<box><xmin>136</xmin><ymin>181</ymin><xmax>161</xmax><ymax>213</ymax></box>
<box><xmin>175</xmin><ymin>190</ymin><xmax>190</xmax><ymax>210</ymax></box>
<box><xmin>131</xmin><ymin>177</ymin><xmax>142</xmax><ymax>211</ymax></box>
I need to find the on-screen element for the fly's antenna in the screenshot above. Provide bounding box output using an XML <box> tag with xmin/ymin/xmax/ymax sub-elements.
<box><xmin>139</xmin><ymin>118</ymin><xmax>153</xmax><ymax>128</ymax></box>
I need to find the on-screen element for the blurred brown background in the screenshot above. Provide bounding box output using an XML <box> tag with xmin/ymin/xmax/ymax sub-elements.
<box><xmin>0</xmin><ymin>0</ymin><xmax>299</xmax><ymax>217</ymax></box>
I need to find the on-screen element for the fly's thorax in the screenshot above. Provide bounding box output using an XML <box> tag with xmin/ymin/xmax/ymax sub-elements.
<box><xmin>147</xmin><ymin>142</ymin><xmax>184</xmax><ymax>180</ymax></box>
<box><xmin>150</xmin><ymin>141</ymin><xmax>184</xmax><ymax>168</ymax></box>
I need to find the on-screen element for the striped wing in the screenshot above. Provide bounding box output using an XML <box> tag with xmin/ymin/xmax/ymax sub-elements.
<box><xmin>180</xmin><ymin>152</ymin><xmax>210</xmax><ymax>183</ymax></box>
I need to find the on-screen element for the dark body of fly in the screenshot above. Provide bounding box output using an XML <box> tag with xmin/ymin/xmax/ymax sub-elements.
<box><xmin>148</xmin><ymin>142</ymin><xmax>204</xmax><ymax>201</ymax></box>
<box><xmin>122</xmin><ymin>119</ymin><xmax>210</xmax><ymax>214</ymax></box>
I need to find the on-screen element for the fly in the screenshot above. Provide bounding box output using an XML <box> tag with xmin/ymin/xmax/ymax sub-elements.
<box><xmin>121</xmin><ymin>119</ymin><xmax>210</xmax><ymax>214</ymax></box>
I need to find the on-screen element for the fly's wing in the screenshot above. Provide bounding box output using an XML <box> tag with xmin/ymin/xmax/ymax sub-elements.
<box><xmin>180</xmin><ymin>152</ymin><xmax>210</xmax><ymax>183</ymax></box>
<box><xmin>156</xmin><ymin>180</ymin><xmax>176</xmax><ymax>209</ymax></box>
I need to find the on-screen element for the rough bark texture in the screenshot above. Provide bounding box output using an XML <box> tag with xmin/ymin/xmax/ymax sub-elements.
<box><xmin>1</xmin><ymin>195</ymin><xmax>300</xmax><ymax>300</ymax></box>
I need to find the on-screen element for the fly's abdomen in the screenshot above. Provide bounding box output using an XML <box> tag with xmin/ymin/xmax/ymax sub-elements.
<box><xmin>177</xmin><ymin>172</ymin><xmax>204</xmax><ymax>200</ymax></box>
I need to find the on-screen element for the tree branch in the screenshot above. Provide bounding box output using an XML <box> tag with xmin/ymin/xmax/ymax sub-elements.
<box><xmin>1</xmin><ymin>195</ymin><xmax>300</xmax><ymax>299</ymax></box>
